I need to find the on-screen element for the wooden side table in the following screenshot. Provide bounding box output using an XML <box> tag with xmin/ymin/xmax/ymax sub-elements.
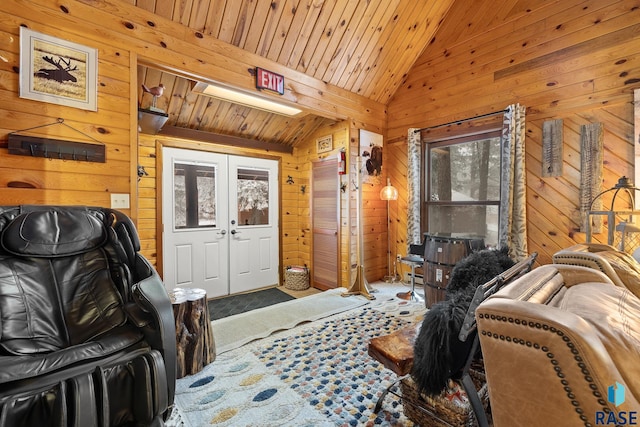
<box><xmin>368</xmin><ymin>323</ymin><xmax>419</xmax><ymax>376</ymax></box>
<box><xmin>368</xmin><ymin>323</ymin><xmax>420</xmax><ymax>413</ymax></box>
<box><xmin>169</xmin><ymin>287</ymin><xmax>216</xmax><ymax>378</ymax></box>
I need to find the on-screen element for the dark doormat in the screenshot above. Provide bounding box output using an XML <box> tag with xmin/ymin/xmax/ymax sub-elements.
<box><xmin>208</xmin><ymin>287</ymin><xmax>296</xmax><ymax>321</ymax></box>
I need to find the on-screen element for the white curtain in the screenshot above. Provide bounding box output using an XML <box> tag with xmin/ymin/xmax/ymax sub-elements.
<box><xmin>498</xmin><ymin>104</ymin><xmax>528</xmax><ymax>260</ymax></box>
<box><xmin>407</xmin><ymin>128</ymin><xmax>422</xmax><ymax>250</ymax></box>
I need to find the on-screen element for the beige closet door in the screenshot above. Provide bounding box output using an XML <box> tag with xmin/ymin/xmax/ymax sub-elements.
<box><xmin>312</xmin><ymin>159</ymin><xmax>340</xmax><ymax>290</ymax></box>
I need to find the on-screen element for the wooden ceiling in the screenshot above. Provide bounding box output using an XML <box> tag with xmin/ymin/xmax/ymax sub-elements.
<box><xmin>134</xmin><ymin>0</ymin><xmax>538</xmax><ymax>147</ymax></box>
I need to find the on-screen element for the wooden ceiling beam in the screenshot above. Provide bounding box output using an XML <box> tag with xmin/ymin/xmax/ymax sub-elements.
<box><xmin>158</xmin><ymin>126</ymin><xmax>294</xmax><ymax>154</ymax></box>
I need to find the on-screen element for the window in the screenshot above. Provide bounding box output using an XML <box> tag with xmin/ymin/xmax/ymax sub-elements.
<box><xmin>173</xmin><ymin>163</ymin><xmax>216</xmax><ymax>229</ymax></box>
<box><xmin>236</xmin><ymin>168</ymin><xmax>270</xmax><ymax>226</ymax></box>
<box><xmin>423</xmin><ymin>130</ymin><xmax>502</xmax><ymax>247</ymax></box>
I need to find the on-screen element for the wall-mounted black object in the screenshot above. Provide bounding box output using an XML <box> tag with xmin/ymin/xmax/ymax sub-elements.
<box><xmin>137</xmin><ymin>165</ymin><xmax>149</xmax><ymax>178</ymax></box>
<box><xmin>8</xmin><ymin>134</ymin><xmax>105</xmax><ymax>163</ymax></box>
<box><xmin>8</xmin><ymin>118</ymin><xmax>105</xmax><ymax>163</ymax></box>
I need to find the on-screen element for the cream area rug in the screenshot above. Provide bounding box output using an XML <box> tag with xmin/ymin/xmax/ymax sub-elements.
<box><xmin>212</xmin><ymin>288</ymin><xmax>370</xmax><ymax>354</ymax></box>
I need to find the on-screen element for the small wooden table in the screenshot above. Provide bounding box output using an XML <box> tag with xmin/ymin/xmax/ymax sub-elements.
<box><xmin>368</xmin><ymin>323</ymin><xmax>419</xmax><ymax>376</ymax></box>
<box><xmin>368</xmin><ymin>323</ymin><xmax>420</xmax><ymax>413</ymax></box>
<box><xmin>169</xmin><ymin>288</ymin><xmax>216</xmax><ymax>378</ymax></box>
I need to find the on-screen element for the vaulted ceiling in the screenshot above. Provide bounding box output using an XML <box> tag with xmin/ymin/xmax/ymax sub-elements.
<box><xmin>135</xmin><ymin>0</ymin><xmax>538</xmax><ymax>147</ymax></box>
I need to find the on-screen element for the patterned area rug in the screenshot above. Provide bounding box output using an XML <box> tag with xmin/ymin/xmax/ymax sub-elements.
<box><xmin>171</xmin><ymin>293</ymin><xmax>425</xmax><ymax>426</ymax></box>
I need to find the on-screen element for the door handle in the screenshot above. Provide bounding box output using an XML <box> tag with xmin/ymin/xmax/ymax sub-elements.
<box><xmin>230</xmin><ymin>229</ymin><xmax>241</xmax><ymax>235</ymax></box>
<box><xmin>218</xmin><ymin>229</ymin><xmax>227</xmax><ymax>235</ymax></box>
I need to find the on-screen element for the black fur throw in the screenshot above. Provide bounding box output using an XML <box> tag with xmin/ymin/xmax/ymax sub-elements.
<box><xmin>411</xmin><ymin>247</ymin><xmax>515</xmax><ymax>395</ymax></box>
<box><xmin>446</xmin><ymin>247</ymin><xmax>516</xmax><ymax>295</ymax></box>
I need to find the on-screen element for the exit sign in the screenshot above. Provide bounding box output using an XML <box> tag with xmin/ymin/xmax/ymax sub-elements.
<box><xmin>256</xmin><ymin>67</ymin><xmax>285</xmax><ymax>95</ymax></box>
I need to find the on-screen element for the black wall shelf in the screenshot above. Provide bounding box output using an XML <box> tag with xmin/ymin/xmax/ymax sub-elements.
<box><xmin>8</xmin><ymin>134</ymin><xmax>105</xmax><ymax>163</ymax></box>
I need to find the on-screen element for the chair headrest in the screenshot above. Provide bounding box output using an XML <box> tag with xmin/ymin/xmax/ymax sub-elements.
<box><xmin>1</xmin><ymin>207</ymin><xmax>107</xmax><ymax>257</ymax></box>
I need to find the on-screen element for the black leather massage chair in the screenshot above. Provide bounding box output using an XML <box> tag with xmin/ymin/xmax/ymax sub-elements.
<box><xmin>0</xmin><ymin>205</ymin><xmax>176</xmax><ymax>426</ymax></box>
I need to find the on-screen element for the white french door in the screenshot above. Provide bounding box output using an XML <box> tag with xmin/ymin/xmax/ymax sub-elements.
<box><xmin>227</xmin><ymin>155</ymin><xmax>279</xmax><ymax>293</ymax></box>
<box><xmin>162</xmin><ymin>147</ymin><xmax>279</xmax><ymax>297</ymax></box>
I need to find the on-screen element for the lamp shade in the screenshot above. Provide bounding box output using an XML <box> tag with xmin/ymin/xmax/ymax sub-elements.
<box><xmin>380</xmin><ymin>178</ymin><xmax>398</xmax><ymax>201</ymax></box>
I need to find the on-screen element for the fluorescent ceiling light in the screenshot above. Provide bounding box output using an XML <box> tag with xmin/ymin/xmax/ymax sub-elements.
<box><xmin>192</xmin><ymin>82</ymin><xmax>302</xmax><ymax>117</ymax></box>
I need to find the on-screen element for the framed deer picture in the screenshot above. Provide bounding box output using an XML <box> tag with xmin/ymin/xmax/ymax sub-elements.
<box><xmin>19</xmin><ymin>28</ymin><xmax>98</xmax><ymax>111</ymax></box>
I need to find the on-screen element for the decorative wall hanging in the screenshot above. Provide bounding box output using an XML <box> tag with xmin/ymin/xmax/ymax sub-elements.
<box><xmin>542</xmin><ymin>119</ymin><xmax>563</xmax><ymax>177</ymax></box>
<box><xmin>137</xmin><ymin>165</ymin><xmax>149</xmax><ymax>178</ymax></box>
<box><xmin>359</xmin><ymin>129</ymin><xmax>383</xmax><ymax>184</ymax></box>
<box><xmin>316</xmin><ymin>134</ymin><xmax>333</xmax><ymax>153</ymax></box>
<box><xmin>8</xmin><ymin>118</ymin><xmax>105</xmax><ymax>163</ymax></box>
<box><xmin>19</xmin><ymin>27</ymin><xmax>98</xmax><ymax>111</ymax></box>
<box><xmin>579</xmin><ymin>122</ymin><xmax>604</xmax><ymax>233</ymax></box>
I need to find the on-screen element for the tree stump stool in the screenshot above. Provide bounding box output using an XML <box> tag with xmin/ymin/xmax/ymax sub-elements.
<box><xmin>169</xmin><ymin>288</ymin><xmax>216</xmax><ymax>378</ymax></box>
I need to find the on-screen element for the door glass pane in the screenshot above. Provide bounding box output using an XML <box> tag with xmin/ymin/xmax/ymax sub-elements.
<box><xmin>237</xmin><ymin>168</ymin><xmax>269</xmax><ymax>226</ymax></box>
<box><xmin>197</xmin><ymin>169</ymin><xmax>216</xmax><ymax>226</ymax></box>
<box><xmin>174</xmin><ymin>162</ymin><xmax>216</xmax><ymax>229</ymax></box>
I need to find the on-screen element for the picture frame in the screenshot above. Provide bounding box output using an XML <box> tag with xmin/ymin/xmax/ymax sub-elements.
<box><xmin>19</xmin><ymin>27</ymin><xmax>98</xmax><ymax>111</ymax></box>
<box><xmin>316</xmin><ymin>135</ymin><xmax>333</xmax><ymax>153</ymax></box>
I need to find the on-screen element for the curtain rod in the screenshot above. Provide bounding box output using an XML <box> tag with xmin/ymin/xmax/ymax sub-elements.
<box><xmin>413</xmin><ymin>109</ymin><xmax>507</xmax><ymax>133</ymax></box>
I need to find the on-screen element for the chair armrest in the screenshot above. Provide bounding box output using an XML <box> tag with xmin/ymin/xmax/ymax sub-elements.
<box><xmin>131</xmin><ymin>258</ymin><xmax>176</xmax><ymax>406</ymax></box>
<box><xmin>556</xmin><ymin>243</ymin><xmax>618</xmax><ymax>254</ymax></box>
<box><xmin>553</xmin><ymin>249</ymin><xmax>626</xmax><ymax>288</ymax></box>
<box><xmin>551</xmin><ymin>264</ymin><xmax>615</xmax><ymax>288</ymax></box>
<box><xmin>477</xmin><ymin>296</ymin><xmax>638</xmax><ymax>425</ymax></box>
<box><xmin>476</xmin><ymin>264</ymin><xmax>640</xmax><ymax>426</ymax></box>
<box><xmin>459</xmin><ymin>253</ymin><xmax>537</xmax><ymax>341</ymax></box>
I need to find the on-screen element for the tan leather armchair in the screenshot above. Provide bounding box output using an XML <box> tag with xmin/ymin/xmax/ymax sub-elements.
<box><xmin>552</xmin><ymin>243</ymin><xmax>640</xmax><ymax>298</ymax></box>
<box><xmin>476</xmin><ymin>264</ymin><xmax>640</xmax><ymax>427</ymax></box>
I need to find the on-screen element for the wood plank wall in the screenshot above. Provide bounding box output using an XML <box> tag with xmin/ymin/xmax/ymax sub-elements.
<box><xmin>386</xmin><ymin>0</ymin><xmax>640</xmax><ymax>265</ymax></box>
<box><xmin>0</xmin><ymin>2</ymin><xmax>136</xmax><ymax>212</ymax></box>
<box><xmin>294</xmin><ymin>121</ymin><xmax>355</xmax><ymax>287</ymax></box>
<box><xmin>137</xmin><ymin>120</ymin><xmax>357</xmax><ymax>287</ymax></box>
<box><xmin>0</xmin><ymin>0</ymin><xmax>386</xmax><ymax>198</ymax></box>
<box><xmin>0</xmin><ymin>0</ymin><xmax>386</xmax><ymax>285</ymax></box>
